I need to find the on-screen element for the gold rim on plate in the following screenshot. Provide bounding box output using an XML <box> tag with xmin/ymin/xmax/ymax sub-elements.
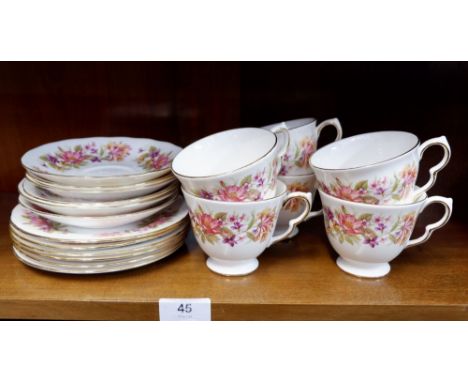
<box><xmin>13</xmin><ymin>242</ymin><xmax>185</xmax><ymax>274</ymax></box>
<box><xmin>18</xmin><ymin>193</ymin><xmax>178</xmax><ymax>225</ymax></box>
<box><xmin>26</xmin><ymin>170</ymin><xmax>176</xmax><ymax>193</ymax></box>
<box><xmin>9</xmin><ymin>218</ymin><xmax>189</xmax><ymax>247</ymax></box>
<box><xmin>19</xmin><ymin>178</ymin><xmax>179</xmax><ymax>208</ymax></box>
<box><xmin>12</xmin><ymin>233</ymin><xmax>187</xmax><ymax>264</ymax></box>
<box><xmin>11</xmin><ymin>227</ymin><xmax>189</xmax><ymax>261</ymax></box>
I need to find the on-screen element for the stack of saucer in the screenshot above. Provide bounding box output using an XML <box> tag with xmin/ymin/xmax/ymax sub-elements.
<box><xmin>263</xmin><ymin>117</ymin><xmax>343</xmax><ymax>237</ymax></box>
<box><xmin>10</xmin><ymin>137</ymin><xmax>189</xmax><ymax>274</ymax></box>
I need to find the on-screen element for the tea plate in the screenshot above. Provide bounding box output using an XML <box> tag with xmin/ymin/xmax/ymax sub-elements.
<box><xmin>13</xmin><ymin>243</ymin><xmax>185</xmax><ymax>274</ymax></box>
<box><xmin>22</xmin><ymin>137</ymin><xmax>182</xmax><ymax>186</ymax></box>
<box><xmin>10</xmin><ymin>196</ymin><xmax>189</xmax><ymax>244</ymax></box>
<box><xmin>19</xmin><ymin>178</ymin><xmax>179</xmax><ymax>216</ymax></box>
<box><xmin>25</xmin><ymin>171</ymin><xmax>176</xmax><ymax>201</ymax></box>
<box><xmin>9</xmin><ymin>218</ymin><xmax>188</xmax><ymax>250</ymax></box>
<box><xmin>19</xmin><ymin>194</ymin><xmax>179</xmax><ymax>229</ymax></box>
<box><xmin>16</xmin><ymin>241</ymin><xmax>185</xmax><ymax>267</ymax></box>
<box><xmin>11</xmin><ymin>225</ymin><xmax>188</xmax><ymax>261</ymax></box>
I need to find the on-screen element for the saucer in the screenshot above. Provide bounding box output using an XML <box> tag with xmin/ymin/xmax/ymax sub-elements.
<box><xmin>19</xmin><ymin>178</ymin><xmax>179</xmax><ymax>216</ymax></box>
<box><xmin>22</xmin><ymin>137</ymin><xmax>182</xmax><ymax>186</ymax></box>
<box><xmin>25</xmin><ymin>171</ymin><xmax>176</xmax><ymax>201</ymax></box>
<box><xmin>10</xmin><ymin>196</ymin><xmax>189</xmax><ymax>244</ymax></box>
<box><xmin>19</xmin><ymin>194</ymin><xmax>178</xmax><ymax>229</ymax></box>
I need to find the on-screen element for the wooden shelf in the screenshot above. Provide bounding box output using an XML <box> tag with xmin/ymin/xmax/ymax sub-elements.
<box><xmin>0</xmin><ymin>192</ymin><xmax>467</xmax><ymax>320</ymax></box>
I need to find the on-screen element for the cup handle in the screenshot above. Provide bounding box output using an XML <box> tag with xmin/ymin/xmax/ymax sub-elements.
<box><xmin>270</xmin><ymin>123</ymin><xmax>291</xmax><ymax>158</ymax></box>
<box><xmin>406</xmin><ymin>196</ymin><xmax>453</xmax><ymax>248</ymax></box>
<box><xmin>316</xmin><ymin>118</ymin><xmax>343</xmax><ymax>146</ymax></box>
<box><xmin>305</xmin><ymin>208</ymin><xmax>323</xmax><ymax>222</ymax></box>
<box><xmin>416</xmin><ymin>136</ymin><xmax>451</xmax><ymax>196</ymax></box>
<box><xmin>268</xmin><ymin>191</ymin><xmax>312</xmax><ymax>246</ymax></box>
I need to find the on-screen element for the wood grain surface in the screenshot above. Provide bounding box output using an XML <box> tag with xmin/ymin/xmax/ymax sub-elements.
<box><xmin>0</xmin><ymin>193</ymin><xmax>466</xmax><ymax>320</ymax></box>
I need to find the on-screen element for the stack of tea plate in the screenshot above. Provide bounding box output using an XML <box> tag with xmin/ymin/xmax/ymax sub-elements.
<box><xmin>10</xmin><ymin>137</ymin><xmax>189</xmax><ymax>274</ymax></box>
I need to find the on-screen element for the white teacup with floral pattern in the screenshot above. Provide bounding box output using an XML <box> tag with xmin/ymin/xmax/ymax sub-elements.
<box><xmin>263</xmin><ymin>117</ymin><xmax>342</xmax><ymax>176</ymax></box>
<box><xmin>319</xmin><ymin>189</ymin><xmax>453</xmax><ymax>278</ymax></box>
<box><xmin>182</xmin><ymin>181</ymin><xmax>312</xmax><ymax>276</ymax></box>
<box><xmin>310</xmin><ymin>131</ymin><xmax>451</xmax><ymax>205</ymax></box>
<box><xmin>172</xmin><ymin>127</ymin><xmax>289</xmax><ymax>202</ymax></box>
<box><xmin>276</xmin><ymin>173</ymin><xmax>322</xmax><ymax>238</ymax></box>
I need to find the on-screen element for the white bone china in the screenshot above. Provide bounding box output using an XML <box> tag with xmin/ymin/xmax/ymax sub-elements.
<box><xmin>10</xmin><ymin>196</ymin><xmax>189</xmax><ymax>244</ymax></box>
<box><xmin>18</xmin><ymin>178</ymin><xmax>179</xmax><ymax>216</ymax></box>
<box><xmin>18</xmin><ymin>195</ymin><xmax>179</xmax><ymax>229</ymax></box>
<box><xmin>263</xmin><ymin>117</ymin><xmax>342</xmax><ymax>176</ymax></box>
<box><xmin>172</xmin><ymin>127</ymin><xmax>289</xmax><ymax>202</ymax></box>
<box><xmin>182</xmin><ymin>181</ymin><xmax>312</xmax><ymax>276</ymax></box>
<box><xmin>22</xmin><ymin>137</ymin><xmax>182</xmax><ymax>187</ymax></box>
<box><xmin>310</xmin><ymin>131</ymin><xmax>451</xmax><ymax>205</ymax></box>
<box><xmin>276</xmin><ymin>173</ymin><xmax>322</xmax><ymax>238</ymax></box>
<box><xmin>25</xmin><ymin>171</ymin><xmax>176</xmax><ymax>201</ymax></box>
<box><xmin>319</xmin><ymin>188</ymin><xmax>453</xmax><ymax>278</ymax></box>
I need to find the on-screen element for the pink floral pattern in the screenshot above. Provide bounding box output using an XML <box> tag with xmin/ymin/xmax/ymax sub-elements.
<box><xmin>324</xmin><ymin>205</ymin><xmax>416</xmax><ymax>247</ymax></box>
<box><xmin>137</xmin><ymin>146</ymin><xmax>173</xmax><ymax>171</ymax></box>
<box><xmin>98</xmin><ymin>204</ymin><xmax>184</xmax><ymax>238</ymax></box>
<box><xmin>22</xmin><ymin>211</ymin><xmax>68</xmax><ymax>233</ymax></box>
<box><xmin>189</xmin><ymin>205</ymin><xmax>276</xmax><ymax>247</ymax></box>
<box><xmin>194</xmin><ymin>161</ymin><xmax>278</xmax><ymax>202</ymax></box>
<box><xmin>40</xmin><ymin>141</ymin><xmax>131</xmax><ymax>171</ymax></box>
<box><xmin>280</xmin><ymin>136</ymin><xmax>316</xmax><ymax>175</ymax></box>
<box><xmin>284</xmin><ymin>182</ymin><xmax>311</xmax><ymax>212</ymax></box>
<box><xmin>319</xmin><ymin>163</ymin><xmax>418</xmax><ymax>204</ymax></box>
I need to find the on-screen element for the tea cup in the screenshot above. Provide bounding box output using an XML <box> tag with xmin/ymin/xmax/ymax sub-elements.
<box><xmin>310</xmin><ymin>131</ymin><xmax>451</xmax><ymax>205</ymax></box>
<box><xmin>319</xmin><ymin>188</ymin><xmax>453</xmax><ymax>278</ymax></box>
<box><xmin>276</xmin><ymin>173</ymin><xmax>322</xmax><ymax>238</ymax></box>
<box><xmin>263</xmin><ymin>117</ymin><xmax>342</xmax><ymax>176</ymax></box>
<box><xmin>182</xmin><ymin>181</ymin><xmax>312</xmax><ymax>276</ymax></box>
<box><xmin>172</xmin><ymin>127</ymin><xmax>289</xmax><ymax>202</ymax></box>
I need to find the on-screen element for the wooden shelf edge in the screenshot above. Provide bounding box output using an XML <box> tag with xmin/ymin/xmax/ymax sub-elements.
<box><xmin>1</xmin><ymin>300</ymin><xmax>467</xmax><ymax>320</ymax></box>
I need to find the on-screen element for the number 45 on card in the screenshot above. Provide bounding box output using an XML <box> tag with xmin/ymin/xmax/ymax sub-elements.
<box><xmin>159</xmin><ymin>298</ymin><xmax>211</xmax><ymax>321</ymax></box>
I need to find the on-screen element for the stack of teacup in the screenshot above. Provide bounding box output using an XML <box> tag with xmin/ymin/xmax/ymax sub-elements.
<box><xmin>172</xmin><ymin>127</ymin><xmax>315</xmax><ymax>276</ymax></box>
<box><xmin>309</xmin><ymin>131</ymin><xmax>453</xmax><ymax>278</ymax></box>
<box><xmin>262</xmin><ymin>117</ymin><xmax>343</xmax><ymax>236</ymax></box>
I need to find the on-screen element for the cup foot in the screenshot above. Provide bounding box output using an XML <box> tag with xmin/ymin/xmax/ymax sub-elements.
<box><xmin>206</xmin><ymin>257</ymin><xmax>259</xmax><ymax>276</ymax></box>
<box><xmin>336</xmin><ymin>257</ymin><xmax>391</xmax><ymax>278</ymax></box>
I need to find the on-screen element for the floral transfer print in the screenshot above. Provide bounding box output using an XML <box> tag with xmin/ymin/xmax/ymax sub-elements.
<box><xmin>98</xmin><ymin>203</ymin><xmax>185</xmax><ymax>238</ymax></box>
<box><xmin>324</xmin><ymin>205</ymin><xmax>416</xmax><ymax>248</ymax></box>
<box><xmin>22</xmin><ymin>211</ymin><xmax>68</xmax><ymax>233</ymax></box>
<box><xmin>280</xmin><ymin>136</ymin><xmax>316</xmax><ymax>175</ymax></box>
<box><xmin>284</xmin><ymin>182</ymin><xmax>311</xmax><ymax>212</ymax></box>
<box><xmin>194</xmin><ymin>160</ymin><xmax>278</xmax><ymax>202</ymax></box>
<box><xmin>319</xmin><ymin>163</ymin><xmax>418</xmax><ymax>204</ymax></box>
<box><xmin>40</xmin><ymin>142</ymin><xmax>131</xmax><ymax>171</ymax></box>
<box><xmin>137</xmin><ymin>146</ymin><xmax>173</xmax><ymax>171</ymax></box>
<box><xmin>189</xmin><ymin>205</ymin><xmax>276</xmax><ymax>247</ymax></box>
